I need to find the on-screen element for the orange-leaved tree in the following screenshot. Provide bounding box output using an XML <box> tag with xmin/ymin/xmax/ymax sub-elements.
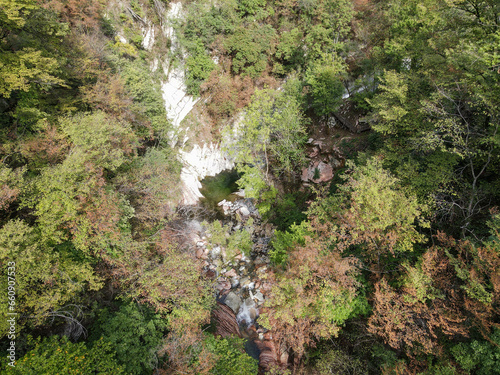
<box><xmin>368</xmin><ymin>223</ymin><xmax>500</xmax><ymax>357</ymax></box>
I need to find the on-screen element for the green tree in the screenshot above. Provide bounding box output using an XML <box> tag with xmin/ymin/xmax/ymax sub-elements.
<box><xmin>117</xmin><ymin>229</ymin><xmax>214</xmax><ymax>332</ymax></box>
<box><xmin>0</xmin><ymin>0</ymin><xmax>36</xmax><ymax>29</ymax></box>
<box><xmin>186</xmin><ymin>41</ymin><xmax>216</xmax><ymax>96</ymax></box>
<box><xmin>227</xmin><ymin>88</ymin><xmax>307</xmax><ymax>214</ymax></box>
<box><xmin>234</xmin><ymin>165</ymin><xmax>277</xmax><ymax>216</ymax></box>
<box><xmin>237</xmin><ymin>0</ymin><xmax>266</xmax><ymax>16</ymax></box>
<box><xmin>120</xmin><ymin>59</ymin><xmax>173</xmax><ymax>143</ymax></box>
<box><xmin>302</xmin><ymin>0</ymin><xmax>354</xmax><ymax>64</ymax></box>
<box><xmin>91</xmin><ymin>301</ymin><xmax>167</xmax><ymax>375</ymax></box>
<box><xmin>310</xmin><ymin>157</ymin><xmax>427</xmax><ymax>273</ymax></box>
<box><xmin>203</xmin><ymin>219</ymin><xmax>253</xmax><ymax>259</ymax></box>
<box><xmin>0</xmin><ymin>48</ymin><xmax>64</xmax><ymax>98</ymax></box>
<box><xmin>229</xmin><ymin>88</ymin><xmax>308</xmax><ymax>176</ymax></box>
<box><xmin>305</xmin><ymin>61</ymin><xmax>345</xmax><ymax>117</ymax></box>
<box><xmin>204</xmin><ymin>334</ymin><xmax>259</xmax><ymax>375</ymax></box>
<box><xmin>182</xmin><ymin>0</ymin><xmax>240</xmax><ymax>50</ymax></box>
<box><xmin>313</xmin><ymin>348</ymin><xmax>368</xmax><ymax>375</ymax></box>
<box><xmin>0</xmin><ymin>220</ymin><xmax>101</xmax><ymax>336</ymax></box>
<box><xmin>452</xmin><ymin>328</ymin><xmax>500</xmax><ymax>375</ymax></box>
<box><xmin>224</xmin><ymin>24</ymin><xmax>276</xmax><ymax>77</ymax></box>
<box><xmin>25</xmin><ymin>113</ymin><xmax>137</xmax><ymax>253</ymax></box>
<box><xmin>0</xmin><ymin>0</ymin><xmax>65</xmax><ymax>98</ymax></box>
<box><xmin>270</xmin><ymin>221</ymin><xmax>312</xmax><ymax>266</ymax></box>
<box><xmin>4</xmin><ymin>336</ymin><xmax>123</xmax><ymax>374</ymax></box>
<box><xmin>274</xmin><ymin>27</ymin><xmax>305</xmax><ymax>72</ymax></box>
<box><xmin>116</xmin><ymin>147</ymin><xmax>181</xmax><ymax>230</ymax></box>
<box><xmin>60</xmin><ymin>112</ymin><xmax>138</xmax><ymax>172</ymax></box>
<box><xmin>368</xmin><ymin>0</ymin><xmax>500</xmax><ymax>236</ymax></box>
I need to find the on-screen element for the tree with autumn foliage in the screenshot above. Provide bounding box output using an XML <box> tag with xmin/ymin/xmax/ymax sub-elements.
<box><xmin>261</xmin><ymin>229</ymin><xmax>369</xmax><ymax>361</ymax></box>
<box><xmin>368</xmin><ymin>216</ymin><xmax>500</xmax><ymax>362</ymax></box>
<box><xmin>0</xmin><ymin>219</ymin><xmax>102</xmax><ymax>336</ymax></box>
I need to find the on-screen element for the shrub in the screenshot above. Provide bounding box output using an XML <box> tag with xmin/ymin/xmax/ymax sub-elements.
<box><xmin>203</xmin><ymin>334</ymin><xmax>258</xmax><ymax>375</ymax></box>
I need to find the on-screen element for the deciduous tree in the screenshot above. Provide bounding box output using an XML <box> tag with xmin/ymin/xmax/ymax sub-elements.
<box><xmin>309</xmin><ymin>157</ymin><xmax>427</xmax><ymax>273</ymax></box>
<box><xmin>261</xmin><ymin>235</ymin><xmax>367</xmax><ymax>359</ymax></box>
<box><xmin>0</xmin><ymin>220</ymin><xmax>102</xmax><ymax>336</ymax></box>
<box><xmin>4</xmin><ymin>335</ymin><xmax>123</xmax><ymax>374</ymax></box>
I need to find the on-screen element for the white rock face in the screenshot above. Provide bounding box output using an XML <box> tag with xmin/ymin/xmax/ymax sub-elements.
<box><xmin>158</xmin><ymin>2</ymin><xmax>235</xmax><ymax>205</ymax></box>
<box><xmin>179</xmin><ymin>144</ymin><xmax>234</xmax><ymax>205</ymax></box>
<box><xmin>161</xmin><ymin>2</ymin><xmax>199</xmax><ymax>133</ymax></box>
<box><xmin>142</xmin><ymin>23</ymin><xmax>155</xmax><ymax>50</ymax></box>
<box><xmin>161</xmin><ymin>68</ymin><xmax>199</xmax><ymax>130</ymax></box>
<box><xmin>164</xmin><ymin>1</ymin><xmax>182</xmax><ymax>40</ymax></box>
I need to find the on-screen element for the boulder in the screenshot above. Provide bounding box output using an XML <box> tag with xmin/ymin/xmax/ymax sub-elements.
<box><xmin>240</xmin><ymin>277</ymin><xmax>251</xmax><ymax>288</ymax></box>
<box><xmin>301</xmin><ymin>164</ymin><xmax>313</xmax><ymax>182</ymax></box>
<box><xmin>255</xmin><ymin>265</ymin><xmax>267</xmax><ymax>276</ymax></box>
<box><xmin>224</xmin><ymin>291</ymin><xmax>242</xmax><ymax>313</ymax></box>
<box><xmin>312</xmin><ymin>140</ymin><xmax>324</xmax><ymax>150</ymax></box>
<box><xmin>224</xmin><ymin>268</ymin><xmax>237</xmax><ymax>278</ymax></box>
<box><xmin>210</xmin><ymin>246</ymin><xmax>221</xmax><ymax>259</ymax></box>
<box><xmin>314</xmin><ymin>161</ymin><xmax>333</xmax><ymax>183</ymax></box>
<box><xmin>230</xmin><ymin>276</ymin><xmax>240</xmax><ymax>289</ymax></box>
<box><xmin>301</xmin><ymin>160</ymin><xmax>334</xmax><ymax>183</ymax></box>
<box><xmin>234</xmin><ymin>189</ymin><xmax>246</xmax><ymax>198</ymax></box>
<box><xmin>308</xmin><ymin>147</ymin><xmax>319</xmax><ymax>158</ymax></box>
<box><xmin>196</xmin><ymin>248</ymin><xmax>204</xmax><ymax>259</ymax></box>
<box><xmin>186</xmin><ymin>220</ymin><xmax>203</xmax><ymax>233</ymax></box>
<box><xmin>205</xmin><ymin>269</ymin><xmax>216</xmax><ymax>278</ymax></box>
<box><xmin>253</xmin><ymin>290</ymin><xmax>265</xmax><ymax>303</ymax></box>
<box><xmin>216</xmin><ymin>279</ymin><xmax>231</xmax><ymax>292</ymax></box>
<box><xmin>238</xmin><ymin>206</ymin><xmax>250</xmax><ymax>217</ymax></box>
<box><xmin>213</xmin><ymin>302</ymin><xmax>240</xmax><ymax>338</ymax></box>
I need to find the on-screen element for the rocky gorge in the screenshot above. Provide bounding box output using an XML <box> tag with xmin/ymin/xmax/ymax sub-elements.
<box><xmin>154</xmin><ymin>2</ymin><xmax>350</xmax><ymax>370</ymax></box>
<box><xmin>183</xmin><ymin>196</ymin><xmax>289</xmax><ymax>371</ymax></box>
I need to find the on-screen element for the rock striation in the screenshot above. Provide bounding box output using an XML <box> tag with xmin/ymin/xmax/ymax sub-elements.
<box><xmin>213</xmin><ymin>302</ymin><xmax>241</xmax><ymax>338</ymax></box>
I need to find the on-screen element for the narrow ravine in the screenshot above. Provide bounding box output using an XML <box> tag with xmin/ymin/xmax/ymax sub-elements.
<box><xmin>156</xmin><ymin>1</ymin><xmax>275</xmax><ymax>367</ymax></box>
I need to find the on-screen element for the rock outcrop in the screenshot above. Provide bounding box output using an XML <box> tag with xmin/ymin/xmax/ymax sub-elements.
<box><xmin>301</xmin><ymin>160</ymin><xmax>334</xmax><ymax>183</ymax></box>
<box><xmin>157</xmin><ymin>2</ymin><xmax>236</xmax><ymax>205</ymax></box>
<box><xmin>179</xmin><ymin>144</ymin><xmax>234</xmax><ymax>205</ymax></box>
<box><xmin>301</xmin><ymin>138</ymin><xmax>345</xmax><ymax>186</ymax></box>
<box><xmin>213</xmin><ymin>302</ymin><xmax>240</xmax><ymax>338</ymax></box>
<box><xmin>217</xmin><ymin>198</ymin><xmax>259</xmax><ymax>219</ymax></box>
<box><xmin>255</xmin><ymin>333</ymin><xmax>289</xmax><ymax>373</ymax></box>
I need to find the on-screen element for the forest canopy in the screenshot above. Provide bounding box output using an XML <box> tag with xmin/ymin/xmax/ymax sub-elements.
<box><xmin>0</xmin><ymin>0</ymin><xmax>499</xmax><ymax>374</ymax></box>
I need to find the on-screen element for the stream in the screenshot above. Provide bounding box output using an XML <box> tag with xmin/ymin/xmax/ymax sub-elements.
<box><xmin>156</xmin><ymin>2</ymin><xmax>277</xmax><ymax>367</ymax></box>
<box><xmin>188</xmin><ymin>170</ymin><xmax>275</xmax><ymax>363</ymax></box>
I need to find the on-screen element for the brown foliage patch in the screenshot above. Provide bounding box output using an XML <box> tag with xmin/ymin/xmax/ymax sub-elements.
<box><xmin>201</xmin><ymin>71</ymin><xmax>253</xmax><ymax>123</ymax></box>
<box><xmin>0</xmin><ymin>184</ymin><xmax>19</xmax><ymax>211</ymax></box>
<box><xmin>39</xmin><ymin>0</ymin><xmax>103</xmax><ymax>32</ymax></box>
<box><xmin>20</xmin><ymin>125</ymin><xmax>69</xmax><ymax>166</ymax></box>
<box><xmin>368</xmin><ymin>232</ymin><xmax>500</xmax><ymax>356</ymax></box>
<box><xmin>201</xmin><ymin>66</ymin><xmax>278</xmax><ymax>126</ymax></box>
<box><xmin>263</xmin><ymin>235</ymin><xmax>360</xmax><ymax>361</ymax></box>
<box><xmin>81</xmin><ymin>74</ymin><xmax>135</xmax><ymax>123</ymax></box>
